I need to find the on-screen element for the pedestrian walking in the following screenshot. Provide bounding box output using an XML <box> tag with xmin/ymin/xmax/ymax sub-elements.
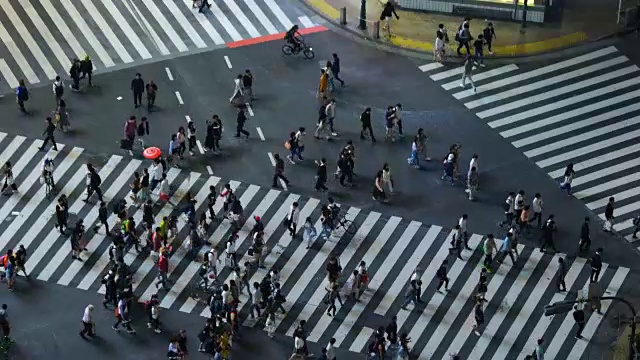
<box><xmin>603</xmin><ymin>197</ymin><xmax>615</xmax><ymax>232</ymax></box>
<box><xmin>14</xmin><ymin>245</ymin><xmax>27</xmax><ymax>277</ymax></box>
<box><xmin>540</xmin><ymin>215</ymin><xmax>557</xmax><ymax>253</ymax></box>
<box><xmin>230</xmin><ymin>74</ymin><xmax>244</xmax><ymax>105</ymax></box>
<box><xmin>131</xmin><ymin>73</ymin><xmax>145</xmax><ymax>108</ymax></box>
<box><xmin>40</xmin><ymin>117</ymin><xmax>59</xmax><ymax>152</ymax></box>
<box><xmin>79</xmin><ymin>304</ymin><xmax>95</xmax><ymax>339</ymax></box>
<box><xmin>590</xmin><ymin>248</ymin><xmax>603</xmax><ymax>283</ymax></box>
<box><xmin>532</xmin><ymin>193</ymin><xmax>544</xmax><ymax>228</ymax></box>
<box><xmin>235</xmin><ymin>105</ymin><xmax>250</xmax><ymax>138</ymax></box>
<box><xmin>287</xmin><ymin>202</ymin><xmax>300</xmax><ymax>237</ymax></box>
<box><xmin>401</xmin><ymin>280</ymin><xmax>421</xmax><ymax>309</ymax></box>
<box><xmin>16</xmin><ymin>79</ymin><xmax>29</xmax><ymax>113</ymax></box>
<box><xmin>113</xmin><ymin>296</ymin><xmax>136</xmax><ymax>334</ymax></box>
<box><xmin>1</xmin><ymin>161</ymin><xmax>17</xmax><ymax>195</ymax></box>
<box><xmin>137</xmin><ymin>116</ymin><xmax>149</xmax><ymax>149</ymax></box>
<box><xmin>466</xmin><ymin>166</ymin><xmax>478</xmax><ymax>200</ymax></box>
<box><xmin>436</xmin><ymin>260</ymin><xmax>449</xmax><ymax>293</ymax></box>
<box><xmin>459</xmin><ymin>214</ymin><xmax>472</xmax><ymax>250</ymax></box>
<box><xmin>379</xmin><ymin>1</ymin><xmax>399</xmax><ymax>37</ymax></box>
<box><xmin>331</xmin><ymin>53</ymin><xmax>345</xmax><ymax>87</ymax></box>
<box><xmin>498</xmin><ymin>232</ymin><xmax>516</xmax><ymax>265</ymax></box>
<box><xmin>53</xmin><ymin>76</ymin><xmax>64</xmax><ymax>105</ymax></box>
<box><xmin>483</xmin><ymin>22</ymin><xmax>496</xmax><ymax>55</ymax></box>
<box><xmin>80</xmin><ymin>55</ymin><xmax>93</xmax><ymax>86</ymax></box>
<box><xmin>326</xmin><ymin>282</ymin><xmax>341</xmax><ymax>316</ymax></box>
<box><xmin>472</xmin><ymin>300</ymin><xmax>484</xmax><ymax>336</ymax></box>
<box><xmin>579</xmin><ymin>217</ymin><xmax>591</xmax><ymax>252</ymax></box>
<box><xmin>69</xmin><ymin>59</ymin><xmax>81</xmax><ymax>91</ymax></box>
<box><xmin>145</xmin><ymin>80</ymin><xmax>157</xmax><ymax>111</ymax></box>
<box><xmin>556</xmin><ymin>257</ymin><xmax>567</xmax><ymax>292</ymax></box>
<box><xmin>460</xmin><ymin>55</ymin><xmax>477</xmax><ymax>92</ymax></box>
<box><xmin>325</xmin><ymin>99</ymin><xmax>338</xmax><ymax>137</ymax></box>
<box><xmin>0</xmin><ymin>304</ymin><xmax>11</xmax><ymax>342</ymax></box>
<box><xmin>359</xmin><ymin>107</ymin><xmax>375</xmax><ymax>141</ymax></box>
<box><xmin>473</xmin><ymin>34</ymin><xmax>486</xmax><ymax>66</ymax></box>
<box><xmin>572</xmin><ymin>306</ymin><xmax>586</xmax><ymax>339</ymax></box>
<box><xmin>559</xmin><ymin>163</ymin><xmax>575</xmax><ymax>196</ymax></box>
<box><xmin>449</xmin><ymin>225</ymin><xmax>464</xmax><ymax>260</ymax></box>
<box><xmin>314</xmin><ymin>158</ymin><xmax>329</xmax><ymax>192</ymax></box>
<box><xmin>272</xmin><ymin>153</ymin><xmax>290</xmax><ymax>188</ymax></box>
<box><xmin>84</xmin><ymin>164</ymin><xmax>103</xmax><ymax>203</ymax></box>
<box><xmin>434</xmin><ymin>30</ymin><xmax>446</xmax><ymax>64</ymax></box>
<box><xmin>242</xmin><ymin>69</ymin><xmax>254</xmax><ymax>103</ymax></box>
<box><xmin>123</xmin><ymin>116</ymin><xmax>136</xmax><ymax>156</ymax></box>
<box><xmin>482</xmin><ymin>234</ymin><xmax>496</xmax><ymax>272</ymax></box>
<box><xmin>632</xmin><ymin>212</ymin><xmax>640</xmax><ymax>239</ymax></box>
<box><xmin>187</xmin><ymin>120</ymin><xmax>198</xmax><ymax>155</ymax></box>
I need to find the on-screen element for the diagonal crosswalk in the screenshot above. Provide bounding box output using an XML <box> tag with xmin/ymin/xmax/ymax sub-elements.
<box><xmin>0</xmin><ymin>132</ymin><xmax>631</xmax><ymax>359</ymax></box>
<box><xmin>0</xmin><ymin>0</ymin><xmax>319</xmax><ymax>90</ymax></box>
<box><xmin>419</xmin><ymin>45</ymin><xmax>640</xmax><ymax>250</ymax></box>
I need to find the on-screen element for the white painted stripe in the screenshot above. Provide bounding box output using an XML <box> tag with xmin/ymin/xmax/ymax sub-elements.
<box><xmin>525</xmin><ymin>115</ymin><xmax>640</xmax><ymax>158</ymax></box>
<box><xmin>129</xmin><ymin>172</ymin><xmax>202</xmax><ymax>294</ymax></box>
<box><xmin>298</xmin><ymin>15</ymin><xmax>315</xmax><ymax>29</ymax></box>
<box><xmin>567</xmin><ymin>267</ymin><xmax>629</xmax><ymax>359</ymax></box>
<box><xmin>0</xmin><ymin>20</ymin><xmax>38</xmax><ymax>83</ymax></box>
<box><xmin>613</xmin><ymin>216</ymin><xmax>638</xmax><ymax>232</ymax></box>
<box><xmin>0</xmin><ymin>133</ymin><xmax>7</xmax><ymax>146</ymax></box>
<box><xmin>80</xmin><ymin>0</ymin><xmax>134</xmax><ymax>63</ymax></box>
<box><xmin>160</xmin><ymin>179</ymin><xmax>236</xmax><ymax>308</ymax></box>
<box><xmin>409</xmin><ymin>233</ymin><xmax>484</xmax><ymax>356</ymax></box>
<box><xmin>175</xmin><ymin>91</ymin><xmax>184</xmax><ymax>105</ymax></box>
<box><xmin>494</xmin><ymin>78</ymin><xmax>640</xmax><ymax>132</ymax></box>
<box><xmin>181</xmin><ymin>186</ymin><xmax>276</xmax><ymax>313</ymax></box>
<box><xmin>121</xmin><ymin>0</ymin><xmax>170</xmax><ymax>55</ymax></box>
<box><xmin>374</xmin><ymin>225</ymin><xmax>441</xmax><ymax>316</ymax></box>
<box><xmin>141</xmin><ymin>0</ymin><xmax>188</xmax><ymax>52</ymax></box>
<box><xmin>59</xmin><ymin>0</ymin><xmax>115</xmax><ymax>67</ymax></box>
<box><xmin>308</xmin><ymin>216</ymin><xmax>403</xmax><ymax>343</ymax></box>
<box><xmin>466</xmin><ymin>56</ymin><xmax>630</xmax><ymax>110</ymax></box>
<box><xmin>430</xmin><ymin>66</ymin><xmax>466</xmax><ymax>81</ymax></box>
<box><xmin>467</xmin><ymin>250</ymin><xmax>547</xmax><ymax>360</ymax></box>
<box><xmin>537</xmin><ymin>128</ymin><xmax>640</xmax><ymax>168</ymax></box>
<box><xmin>0</xmin><ymin>59</ymin><xmax>18</xmax><ymax>88</ymax></box>
<box><xmin>597</xmin><ymin>194</ymin><xmax>640</xmax><ymax>219</ymax></box>
<box><xmin>0</xmin><ymin>140</ymin><xmax>53</xmax><ymax>223</ymax></box>
<box><xmin>24</xmin><ymin>157</ymin><xmax>122</xmax><ymax>274</ymax></box>
<box><xmin>209</xmin><ymin>1</ymin><xmax>243</xmax><ymax>41</ymax></box>
<box><xmin>161</xmin><ymin>0</ymin><xmax>207</xmax><ymax>48</ymax></box>
<box><xmin>517</xmin><ymin>258</ymin><xmax>590</xmax><ymax>360</ymax></box>
<box><xmin>39</xmin><ymin>0</ymin><xmax>87</xmax><ymax>60</ymax></box>
<box><xmin>196</xmin><ymin>140</ymin><xmax>205</xmax><ymax>154</ymax></box>
<box><xmin>165</xmin><ymin>67</ymin><xmax>174</xmax><ymax>81</ymax></box>
<box><xmin>419</xmin><ymin>62</ymin><xmax>443</xmax><ymax>72</ymax></box>
<box><xmin>246</xmin><ymin>104</ymin><xmax>254</xmax><ymax>116</ymax></box>
<box><xmin>181</xmin><ymin>0</ymin><xmax>224</xmax><ymax>45</ymax></box>
<box><xmin>264</xmin><ymin>0</ymin><xmax>294</xmax><ymax>30</ymax></box>
<box><xmin>206</xmin><ymin>166</ymin><xmax>213</xmax><ymax>175</ymax></box>
<box><xmin>547</xmin><ymin>266</ymin><xmax>628</xmax><ymax>358</ymax></box>
<box><xmin>441</xmin><ymin>64</ymin><xmax>518</xmax><ymax>90</ymax></box>
<box><xmin>285</xmin><ymin>211</ymin><xmax>382</xmax><ymax>337</ymax></box>
<box><xmin>512</xmin><ymin>100</ymin><xmax>640</xmax><ymax>147</ymax></box>
<box><xmin>96</xmin><ymin>169</ymin><xmax>183</xmax><ymax>294</ymax></box>
<box><xmin>34</xmin><ymin>160</ymin><xmax>132</xmax><ymax>281</ymax></box>
<box><xmin>579</xmin><ymin>173</ymin><xmax>640</xmax><ymax>204</ymax></box>
<box><xmin>224</xmin><ymin>55</ymin><xmax>232</xmax><ymax>68</ymax></box>
<box><xmin>0</xmin><ymin>147</ymin><xmax>83</xmax><ymax>252</ymax></box>
<box><xmin>200</xmin><ymin>192</ymin><xmax>299</xmax><ymax>317</ymax></box>
<box><xmin>452</xmin><ymin>46</ymin><xmax>618</xmax><ymax>100</ymax></box>
<box><xmin>439</xmin><ymin>237</ymin><xmax>514</xmax><ymax>358</ymax></box>
<box><xmin>0</xmin><ymin>1</ymin><xmax>56</xmax><ymax>79</ymax></box>
<box><xmin>267</xmin><ymin>207</ymin><xmax>362</xmax><ymax>331</ymax></box>
<box><xmin>100</xmin><ymin>0</ymin><xmax>152</xmax><ymax>59</ymax></box>
<box><xmin>350</xmin><ymin>327</ymin><xmax>375</xmax><ymax>353</ymax></box>
<box><xmin>256</xmin><ymin>127</ymin><xmax>265</xmax><ymax>141</ymax></box>
<box><xmin>55</xmin><ymin>160</ymin><xmax>144</xmax><ymax>285</ymax></box>
<box><xmin>490</xmin><ymin>252</ymin><xmax>566</xmax><ymax>360</ymax></box>
<box><xmin>245</xmin><ymin>0</ymin><xmax>278</xmax><ymax>34</ymax></box>
<box><xmin>17</xmin><ymin>0</ymin><xmax>72</xmax><ymax>73</ymax></box>
<box><xmin>572</xmin><ymin>157</ymin><xmax>640</xmax><ymax>187</ymax></box>
<box><xmin>224</xmin><ymin>0</ymin><xmax>261</xmax><ymax>38</ymax></box>
<box><xmin>548</xmin><ymin>143</ymin><xmax>640</xmax><ymax>179</ymax></box>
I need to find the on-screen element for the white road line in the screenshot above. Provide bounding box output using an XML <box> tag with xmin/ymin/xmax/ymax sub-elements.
<box><xmin>516</xmin><ymin>258</ymin><xmax>590</xmax><ymax>360</ymax></box>
<box><xmin>579</xmin><ymin>173</ymin><xmax>640</xmax><ymax>204</ymax></box>
<box><xmin>209</xmin><ymin>1</ymin><xmax>243</xmax><ymax>41</ymax></box>
<box><xmin>298</xmin><ymin>15</ymin><xmax>315</xmax><ymax>28</ymax></box>
<box><xmin>410</xmin><ymin>234</ymin><xmax>484</xmax><ymax>357</ymax></box>
<box><xmin>245</xmin><ymin>0</ymin><xmax>278</xmax><ymax>34</ymax></box>
<box><xmin>141</xmin><ymin>0</ymin><xmax>188</xmax><ymax>52</ymax></box>
<box><xmin>121</xmin><ymin>0</ymin><xmax>170</xmax><ymax>55</ymax></box>
<box><xmin>224</xmin><ymin>56</ymin><xmax>232</xmax><ymax>69</ymax></box>
<box><xmin>100</xmin><ymin>0</ymin><xmax>152</xmax><ymax>60</ymax></box>
<box><xmin>286</xmin><ymin>212</ymin><xmax>382</xmax><ymax>337</ymax></box>
<box><xmin>525</xmin><ymin>115</ymin><xmax>640</xmax><ymax>158</ymax></box>
<box><xmin>0</xmin><ymin>1</ymin><xmax>56</xmax><ymax>79</ymax></box>
<box><xmin>26</xmin><ymin>157</ymin><xmax>124</xmax><ymax>278</ymax></box>
<box><xmin>181</xmin><ymin>0</ymin><xmax>224</xmax><ymax>45</ymax></box>
<box><xmin>490</xmin><ymin>252</ymin><xmax>565</xmax><ymax>360</ymax></box>
<box><xmin>175</xmin><ymin>91</ymin><xmax>184</xmax><ymax>104</ymax></box>
<box><xmin>80</xmin><ymin>0</ymin><xmax>134</xmax><ymax>63</ymax></box>
<box><xmin>264</xmin><ymin>0</ymin><xmax>294</xmax><ymax>30</ymax></box>
<box><xmin>224</xmin><ymin>0</ymin><xmax>260</xmax><ymax>38</ymax></box>
<box><xmin>17</xmin><ymin>0</ymin><xmax>71</xmax><ymax>73</ymax></box>
<box><xmin>452</xmin><ymin>46</ymin><xmax>618</xmax><ymax>100</ymax></box>
<box><xmin>0</xmin><ymin>147</ymin><xmax>83</xmax><ymax>252</ymax></box>
<box><xmin>512</xmin><ymin>100</ymin><xmax>640</xmax><ymax>147</ymax></box>
<box><xmin>536</xmin><ymin>128</ymin><xmax>640</xmax><ymax>168</ymax></box>
<box><xmin>351</xmin><ymin>327</ymin><xmax>376</xmax><ymax>353</ymax></box>
<box><xmin>256</xmin><ymin>127</ymin><xmax>265</xmax><ymax>141</ymax></box>
<box><xmin>268</xmin><ymin>152</ymin><xmax>287</xmax><ymax>191</ymax></box>
<box><xmin>206</xmin><ymin>166</ymin><xmax>213</xmax><ymax>175</ymax></box>
<box><xmin>185</xmin><ymin>115</ymin><xmax>192</xmax><ymax>123</ymax></box>
<box><xmin>0</xmin><ymin>20</ymin><xmax>38</xmax><ymax>84</ymax></box>
<box><xmin>0</xmin><ymin>59</ymin><xmax>18</xmax><ymax>88</ymax></box>
<box><xmin>165</xmin><ymin>67</ymin><xmax>174</xmax><ymax>81</ymax></box>
<box><xmin>59</xmin><ymin>0</ymin><xmax>115</xmax><ymax>67</ymax></box>
<box><xmin>430</xmin><ymin>65</ymin><xmax>467</xmax><ymax>81</ymax></box>
<box><xmin>246</xmin><ymin>104</ymin><xmax>254</xmax><ymax>116</ymax></box>
<box><xmin>0</xmin><ymin>136</ymin><xmax>25</xmax><ymax>182</ymax></box>
<box><xmin>196</xmin><ymin>140</ymin><xmax>205</xmax><ymax>154</ymax></box>
<box><xmin>308</xmin><ymin>216</ymin><xmax>403</xmax><ymax>344</ymax></box>
<box><xmin>548</xmin><ymin>142</ymin><xmax>640</xmax><ymax>178</ymax></box>
<box><xmin>0</xmin><ymin>133</ymin><xmax>7</xmax><ymax>147</ymax></box>
<box><xmin>489</xmin><ymin>78</ymin><xmax>640</xmax><ymax>131</ymax></box>
<box><xmin>418</xmin><ymin>63</ymin><xmax>443</xmax><ymax>72</ymax></box>
<box><xmin>572</xmin><ymin>157</ymin><xmax>640</xmax><ymax>187</ymax></box>
<box><xmin>602</xmin><ymin>198</ymin><xmax>640</xmax><ymax>219</ymax></box>
<box><xmin>466</xmin><ymin>56</ymin><xmax>630</xmax><ymax>110</ymax></box>
<box><xmin>374</xmin><ymin>226</ymin><xmax>441</xmax><ymax>316</ymax></box>
<box><xmin>612</xmin><ymin>216</ymin><xmax>638</xmax><ymax>232</ymax></box>
<box><xmin>39</xmin><ymin>0</ymin><xmax>87</xmax><ymax>61</ymax></box>
<box><xmin>161</xmin><ymin>0</ymin><xmax>207</xmax><ymax>48</ymax></box>
<box><xmin>441</xmin><ymin>64</ymin><xmax>518</xmax><ymax>90</ymax></box>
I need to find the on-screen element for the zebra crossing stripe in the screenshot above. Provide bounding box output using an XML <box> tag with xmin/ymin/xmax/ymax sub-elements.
<box><xmin>0</xmin><ymin>7</ymin><xmax>40</xmax><ymax>83</ymax></box>
<box><xmin>79</xmin><ymin>0</ymin><xmax>134</xmax><ymax>63</ymax></box>
<box><xmin>161</xmin><ymin>0</ymin><xmax>207</xmax><ymax>49</ymax></box>
<box><xmin>123</xmin><ymin>0</ymin><xmax>171</xmax><ymax>56</ymax></box>
<box><xmin>441</xmin><ymin>64</ymin><xmax>518</xmax><ymax>90</ymax></box>
<box><xmin>59</xmin><ymin>0</ymin><xmax>115</xmax><ymax>67</ymax></box>
<box><xmin>141</xmin><ymin>0</ymin><xmax>188</xmax><ymax>52</ymax></box>
<box><xmin>264</xmin><ymin>0</ymin><xmax>294</xmax><ymax>30</ymax></box>
<box><xmin>571</xmin><ymin>157</ymin><xmax>640</xmax><ymax>188</ymax></box>
<box><xmin>418</xmin><ymin>62</ymin><xmax>443</xmax><ymax>73</ymax></box>
<box><xmin>209</xmin><ymin>0</ymin><xmax>244</xmax><ymax>42</ymax></box>
<box><xmin>100</xmin><ymin>0</ymin><xmax>153</xmax><ymax>60</ymax></box>
<box><xmin>39</xmin><ymin>0</ymin><xmax>87</xmax><ymax>61</ymax></box>
<box><xmin>245</xmin><ymin>0</ymin><xmax>278</xmax><ymax>34</ymax></box>
<box><xmin>180</xmin><ymin>0</ymin><xmax>225</xmax><ymax>45</ymax></box>
<box><xmin>581</xmin><ymin>172</ymin><xmax>640</xmax><ymax>204</ymax></box>
<box><xmin>225</xmin><ymin>0</ymin><xmax>261</xmax><ymax>38</ymax></box>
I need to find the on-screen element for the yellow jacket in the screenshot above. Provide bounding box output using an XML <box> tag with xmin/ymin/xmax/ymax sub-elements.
<box><xmin>318</xmin><ymin>74</ymin><xmax>328</xmax><ymax>92</ymax></box>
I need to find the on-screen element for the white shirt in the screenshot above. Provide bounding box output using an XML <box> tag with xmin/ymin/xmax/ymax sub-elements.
<box><xmin>159</xmin><ymin>178</ymin><xmax>170</xmax><ymax>194</ymax></box>
<box><xmin>505</xmin><ymin>196</ymin><xmax>515</xmax><ymax>213</ymax></box>
<box><xmin>469</xmin><ymin>157</ymin><xmax>478</xmax><ymax>173</ymax></box>
<box><xmin>152</xmin><ymin>163</ymin><xmax>163</xmax><ymax>180</ymax></box>
<box><xmin>222</xmin><ymin>289</ymin><xmax>232</xmax><ymax>304</ymax></box>
<box><xmin>564</xmin><ymin>172</ymin><xmax>574</xmax><ymax>185</ymax></box>
<box><xmin>295</xmin><ymin>131</ymin><xmax>304</xmax><ymax>147</ymax></box>
<box><xmin>434</xmin><ymin>37</ymin><xmax>444</xmax><ymax>51</ymax></box>
<box><xmin>326</xmin><ymin>343</ymin><xmax>336</xmax><ymax>359</ymax></box>
<box><xmin>42</xmin><ymin>162</ymin><xmax>54</xmax><ymax>174</ymax></box>
<box><xmin>151</xmin><ymin>305</ymin><xmax>159</xmax><ymax>319</ymax></box>
<box><xmin>226</xmin><ymin>240</ymin><xmax>236</xmax><ymax>254</ymax></box>
<box><xmin>288</xmin><ymin>205</ymin><xmax>300</xmax><ymax>224</ymax></box>
<box><xmin>410</xmin><ymin>270</ymin><xmax>419</xmax><ymax>282</ymax></box>
<box><xmin>82</xmin><ymin>306</ymin><xmax>93</xmax><ymax>323</ymax></box>
<box><xmin>233</xmin><ymin>78</ymin><xmax>243</xmax><ymax>94</ymax></box>
<box><xmin>53</xmin><ymin>80</ymin><xmax>64</xmax><ymax>93</ymax></box>
<box><xmin>294</xmin><ymin>336</ymin><xmax>305</xmax><ymax>350</ymax></box>
<box><xmin>514</xmin><ymin>194</ymin><xmax>525</xmax><ymax>210</ymax></box>
<box><xmin>207</xmin><ymin>250</ymin><xmax>218</xmax><ymax>268</ymax></box>
<box><xmin>458</xmin><ymin>217</ymin><xmax>467</xmax><ymax>232</ymax></box>
<box><xmin>325</xmin><ymin>103</ymin><xmax>336</xmax><ymax>118</ymax></box>
<box><xmin>532</xmin><ymin>197</ymin><xmax>543</xmax><ymax>213</ymax></box>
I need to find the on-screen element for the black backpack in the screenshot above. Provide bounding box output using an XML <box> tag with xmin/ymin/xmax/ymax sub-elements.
<box><xmin>55</xmin><ymin>83</ymin><xmax>64</xmax><ymax>97</ymax></box>
<box><xmin>91</xmin><ymin>171</ymin><xmax>102</xmax><ymax>186</ymax></box>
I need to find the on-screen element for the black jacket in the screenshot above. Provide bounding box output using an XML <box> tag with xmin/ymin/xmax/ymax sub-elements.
<box><xmin>580</xmin><ymin>222</ymin><xmax>590</xmax><ymax>240</ymax></box>
<box><xmin>44</xmin><ymin>122</ymin><xmax>56</xmax><ymax>136</ymax></box>
<box><xmin>131</xmin><ymin>78</ymin><xmax>144</xmax><ymax>93</ymax></box>
<box><xmin>573</xmin><ymin>309</ymin><xmax>585</xmax><ymax>323</ymax></box>
<box><xmin>591</xmin><ymin>253</ymin><xmax>602</xmax><ymax>270</ymax></box>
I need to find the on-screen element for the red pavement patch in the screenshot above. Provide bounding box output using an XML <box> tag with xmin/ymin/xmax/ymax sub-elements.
<box><xmin>226</xmin><ymin>25</ymin><xmax>328</xmax><ymax>48</ymax></box>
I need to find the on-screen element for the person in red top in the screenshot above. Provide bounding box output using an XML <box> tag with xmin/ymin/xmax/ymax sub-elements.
<box><xmin>156</xmin><ymin>253</ymin><xmax>169</xmax><ymax>289</ymax></box>
<box><xmin>152</xmin><ymin>227</ymin><xmax>163</xmax><ymax>253</ymax></box>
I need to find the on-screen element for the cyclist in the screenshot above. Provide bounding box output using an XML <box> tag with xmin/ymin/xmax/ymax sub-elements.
<box><xmin>41</xmin><ymin>158</ymin><xmax>55</xmax><ymax>188</ymax></box>
<box><xmin>284</xmin><ymin>24</ymin><xmax>302</xmax><ymax>53</ymax></box>
<box><xmin>327</xmin><ymin>197</ymin><xmax>340</xmax><ymax>228</ymax></box>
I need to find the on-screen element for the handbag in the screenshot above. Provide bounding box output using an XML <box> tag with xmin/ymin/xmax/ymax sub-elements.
<box><xmin>284</xmin><ymin>141</ymin><xmax>291</xmax><ymax>150</ymax></box>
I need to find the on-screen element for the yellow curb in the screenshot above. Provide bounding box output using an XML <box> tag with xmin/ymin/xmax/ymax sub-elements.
<box><xmin>307</xmin><ymin>0</ymin><xmax>341</xmax><ymax>19</ymax></box>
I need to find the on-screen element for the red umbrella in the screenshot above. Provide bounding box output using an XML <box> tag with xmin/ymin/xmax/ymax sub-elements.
<box><xmin>143</xmin><ymin>147</ymin><xmax>161</xmax><ymax>160</ymax></box>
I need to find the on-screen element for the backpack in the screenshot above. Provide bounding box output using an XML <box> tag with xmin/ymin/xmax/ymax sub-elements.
<box><xmin>91</xmin><ymin>172</ymin><xmax>102</xmax><ymax>186</ymax></box>
<box><xmin>55</xmin><ymin>83</ymin><xmax>64</xmax><ymax>97</ymax></box>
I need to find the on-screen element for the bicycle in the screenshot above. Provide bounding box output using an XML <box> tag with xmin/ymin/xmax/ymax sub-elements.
<box><xmin>282</xmin><ymin>39</ymin><xmax>315</xmax><ymax>60</ymax></box>
<box><xmin>333</xmin><ymin>212</ymin><xmax>357</xmax><ymax>235</ymax></box>
<box><xmin>43</xmin><ymin>171</ymin><xmax>55</xmax><ymax>198</ymax></box>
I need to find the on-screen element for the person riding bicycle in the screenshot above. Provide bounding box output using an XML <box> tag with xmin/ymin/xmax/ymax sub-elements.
<box><xmin>284</xmin><ymin>25</ymin><xmax>302</xmax><ymax>53</ymax></box>
<box><xmin>41</xmin><ymin>158</ymin><xmax>55</xmax><ymax>187</ymax></box>
<box><xmin>327</xmin><ymin>197</ymin><xmax>340</xmax><ymax>228</ymax></box>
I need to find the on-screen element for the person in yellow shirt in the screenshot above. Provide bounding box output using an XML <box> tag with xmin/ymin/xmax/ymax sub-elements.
<box><xmin>318</xmin><ymin>69</ymin><xmax>328</xmax><ymax>100</ymax></box>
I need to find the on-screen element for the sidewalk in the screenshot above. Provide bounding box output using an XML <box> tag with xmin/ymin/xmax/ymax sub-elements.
<box><xmin>302</xmin><ymin>0</ymin><xmax>625</xmax><ymax>57</ymax></box>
